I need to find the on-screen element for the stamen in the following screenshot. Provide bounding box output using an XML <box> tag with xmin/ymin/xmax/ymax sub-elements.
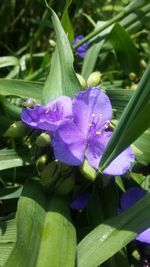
<box><xmin>106</xmin><ymin>120</ymin><xmax>110</xmax><ymax>123</ymax></box>
<box><xmin>45</xmin><ymin>105</ymin><xmax>50</xmax><ymax>114</ymax></box>
<box><xmin>100</xmin><ymin>113</ymin><xmax>103</xmax><ymax>118</ymax></box>
<box><xmin>96</xmin><ymin>131</ymin><xmax>101</xmax><ymax>135</ymax></box>
<box><xmin>92</xmin><ymin>114</ymin><xmax>95</xmax><ymax>117</ymax></box>
<box><xmin>88</xmin><ymin>123</ymin><xmax>92</xmax><ymax>127</ymax></box>
<box><xmin>53</xmin><ymin>100</ymin><xmax>57</xmax><ymax>104</ymax></box>
<box><xmin>105</xmin><ymin>125</ymin><xmax>108</xmax><ymax>129</ymax></box>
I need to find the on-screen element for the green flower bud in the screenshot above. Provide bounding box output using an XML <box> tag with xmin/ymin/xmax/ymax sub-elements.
<box><xmin>36</xmin><ymin>133</ymin><xmax>51</xmax><ymax>147</ymax></box>
<box><xmin>140</xmin><ymin>59</ymin><xmax>147</xmax><ymax>69</ymax></box>
<box><xmin>41</xmin><ymin>161</ymin><xmax>59</xmax><ymax>188</ymax></box>
<box><xmin>80</xmin><ymin>159</ymin><xmax>97</xmax><ymax>181</ymax></box>
<box><xmin>129</xmin><ymin>72</ymin><xmax>136</xmax><ymax>81</ymax></box>
<box><xmin>76</xmin><ymin>73</ymin><xmax>87</xmax><ymax>89</ymax></box>
<box><xmin>130</xmin><ymin>84</ymin><xmax>138</xmax><ymax>91</ymax></box>
<box><xmin>4</xmin><ymin>121</ymin><xmax>28</xmax><ymax>138</ymax></box>
<box><xmin>55</xmin><ymin>174</ymin><xmax>75</xmax><ymax>196</ymax></box>
<box><xmin>87</xmin><ymin>71</ymin><xmax>102</xmax><ymax>87</ymax></box>
<box><xmin>36</xmin><ymin>154</ymin><xmax>47</xmax><ymax>172</ymax></box>
<box><xmin>49</xmin><ymin>39</ymin><xmax>56</xmax><ymax>48</ymax></box>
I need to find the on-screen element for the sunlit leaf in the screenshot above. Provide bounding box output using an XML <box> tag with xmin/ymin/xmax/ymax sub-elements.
<box><xmin>42</xmin><ymin>5</ymin><xmax>80</xmax><ymax>103</ymax></box>
<box><xmin>100</xmin><ymin>63</ymin><xmax>150</xmax><ymax>171</ymax></box>
<box><xmin>5</xmin><ymin>179</ymin><xmax>76</xmax><ymax>267</ymax></box>
<box><xmin>77</xmin><ymin>193</ymin><xmax>150</xmax><ymax>267</ymax></box>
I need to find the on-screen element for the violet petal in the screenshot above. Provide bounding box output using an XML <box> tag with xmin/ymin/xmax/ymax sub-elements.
<box><xmin>72</xmin><ymin>87</ymin><xmax>112</xmax><ymax>136</ymax></box>
<box><xmin>86</xmin><ymin>131</ymin><xmax>135</xmax><ymax>175</ymax></box>
<box><xmin>72</xmin><ymin>35</ymin><xmax>88</xmax><ymax>58</ymax></box>
<box><xmin>21</xmin><ymin>96</ymin><xmax>72</xmax><ymax>132</ymax></box>
<box><xmin>52</xmin><ymin>119</ymin><xmax>86</xmax><ymax>166</ymax></box>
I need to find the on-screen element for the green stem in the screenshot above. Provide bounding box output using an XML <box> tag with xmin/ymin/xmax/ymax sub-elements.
<box><xmin>73</xmin><ymin>0</ymin><xmax>147</xmax><ymax>49</ymax></box>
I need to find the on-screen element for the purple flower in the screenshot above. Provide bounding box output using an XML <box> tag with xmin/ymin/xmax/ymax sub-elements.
<box><xmin>120</xmin><ymin>187</ymin><xmax>150</xmax><ymax>244</ymax></box>
<box><xmin>52</xmin><ymin>87</ymin><xmax>135</xmax><ymax>175</ymax></box>
<box><xmin>72</xmin><ymin>35</ymin><xmax>88</xmax><ymax>58</ymax></box>
<box><xmin>21</xmin><ymin>96</ymin><xmax>72</xmax><ymax>132</ymax></box>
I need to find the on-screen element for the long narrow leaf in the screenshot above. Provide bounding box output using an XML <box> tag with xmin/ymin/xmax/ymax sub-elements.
<box><xmin>77</xmin><ymin>192</ymin><xmax>150</xmax><ymax>267</ymax></box>
<box><xmin>0</xmin><ymin>149</ymin><xmax>31</xmax><ymax>170</ymax></box>
<box><xmin>42</xmin><ymin>4</ymin><xmax>80</xmax><ymax>104</ymax></box>
<box><xmin>99</xmin><ymin>63</ymin><xmax>150</xmax><ymax>171</ymax></box>
<box><xmin>0</xmin><ymin>79</ymin><xmax>43</xmax><ymax>102</ymax></box>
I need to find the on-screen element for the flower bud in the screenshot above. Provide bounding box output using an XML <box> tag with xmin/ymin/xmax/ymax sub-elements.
<box><xmin>40</xmin><ymin>161</ymin><xmax>59</xmax><ymax>188</ymax></box>
<box><xmin>80</xmin><ymin>159</ymin><xmax>97</xmax><ymax>181</ymax></box>
<box><xmin>129</xmin><ymin>72</ymin><xmax>136</xmax><ymax>81</ymax></box>
<box><xmin>4</xmin><ymin>121</ymin><xmax>28</xmax><ymax>138</ymax></box>
<box><xmin>36</xmin><ymin>154</ymin><xmax>47</xmax><ymax>172</ymax></box>
<box><xmin>49</xmin><ymin>39</ymin><xmax>56</xmax><ymax>48</ymax></box>
<box><xmin>87</xmin><ymin>71</ymin><xmax>102</xmax><ymax>87</ymax></box>
<box><xmin>54</xmin><ymin>174</ymin><xmax>75</xmax><ymax>195</ymax></box>
<box><xmin>130</xmin><ymin>84</ymin><xmax>138</xmax><ymax>91</ymax></box>
<box><xmin>36</xmin><ymin>133</ymin><xmax>51</xmax><ymax>147</ymax></box>
<box><xmin>76</xmin><ymin>73</ymin><xmax>87</xmax><ymax>89</ymax></box>
<box><xmin>140</xmin><ymin>59</ymin><xmax>147</xmax><ymax>69</ymax></box>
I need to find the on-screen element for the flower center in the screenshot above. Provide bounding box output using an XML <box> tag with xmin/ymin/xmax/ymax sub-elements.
<box><xmin>87</xmin><ymin>113</ymin><xmax>110</xmax><ymax>138</ymax></box>
<box><xmin>45</xmin><ymin>101</ymin><xmax>64</xmax><ymax>122</ymax></box>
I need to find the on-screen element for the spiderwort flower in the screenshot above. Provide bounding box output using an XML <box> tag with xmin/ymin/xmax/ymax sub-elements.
<box><xmin>72</xmin><ymin>35</ymin><xmax>88</xmax><ymax>58</ymax></box>
<box><xmin>119</xmin><ymin>187</ymin><xmax>150</xmax><ymax>244</ymax></box>
<box><xmin>21</xmin><ymin>96</ymin><xmax>72</xmax><ymax>132</ymax></box>
<box><xmin>52</xmin><ymin>87</ymin><xmax>135</xmax><ymax>175</ymax></box>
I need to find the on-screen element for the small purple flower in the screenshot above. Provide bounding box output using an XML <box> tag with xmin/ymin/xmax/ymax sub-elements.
<box><xmin>21</xmin><ymin>96</ymin><xmax>72</xmax><ymax>132</ymax></box>
<box><xmin>52</xmin><ymin>87</ymin><xmax>135</xmax><ymax>175</ymax></box>
<box><xmin>120</xmin><ymin>187</ymin><xmax>150</xmax><ymax>244</ymax></box>
<box><xmin>72</xmin><ymin>35</ymin><xmax>88</xmax><ymax>58</ymax></box>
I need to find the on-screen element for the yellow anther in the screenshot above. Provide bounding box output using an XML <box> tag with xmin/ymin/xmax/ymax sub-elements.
<box><xmin>100</xmin><ymin>113</ymin><xmax>103</xmax><ymax>118</ymax></box>
<box><xmin>105</xmin><ymin>125</ymin><xmax>108</xmax><ymax>129</ymax></box>
<box><xmin>88</xmin><ymin>123</ymin><xmax>92</xmax><ymax>127</ymax></box>
<box><xmin>92</xmin><ymin>114</ymin><xmax>95</xmax><ymax>117</ymax></box>
<box><xmin>106</xmin><ymin>120</ymin><xmax>110</xmax><ymax>123</ymax></box>
<box><xmin>96</xmin><ymin>131</ymin><xmax>101</xmax><ymax>135</ymax></box>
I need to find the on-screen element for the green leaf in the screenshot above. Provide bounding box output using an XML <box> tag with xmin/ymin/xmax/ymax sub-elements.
<box><xmin>115</xmin><ymin>176</ymin><xmax>125</xmax><ymax>192</ymax></box>
<box><xmin>0</xmin><ymin>56</ymin><xmax>19</xmax><ymax>68</ymax></box>
<box><xmin>42</xmin><ymin>5</ymin><xmax>80</xmax><ymax>103</ymax></box>
<box><xmin>61</xmin><ymin>0</ymin><xmax>74</xmax><ymax>43</ymax></box>
<box><xmin>80</xmin><ymin>4</ymin><xmax>150</xmax><ymax>77</ymax></box>
<box><xmin>0</xmin><ymin>187</ymin><xmax>22</xmax><ymax>200</ymax></box>
<box><xmin>102</xmin><ymin>249</ymin><xmax>130</xmax><ymax>267</ymax></box>
<box><xmin>106</xmin><ymin>88</ymin><xmax>133</xmax><ymax>118</ymax></box>
<box><xmin>0</xmin><ymin>149</ymin><xmax>31</xmax><ymax>171</ymax></box>
<box><xmin>109</xmin><ymin>23</ymin><xmax>140</xmax><ymax>74</ymax></box>
<box><xmin>99</xmin><ymin>62</ymin><xmax>150</xmax><ymax>171</ymax></box>
<box><xmin>77</xmin><ymin>192</ymin><xmax>150</xmax><ymax>267</ymax></box>
<box><xmin>5</xmin><ymin>179</ymin><xmax>76</xmax><ymax>267</ymax></box>
<box><xmin>133</xmin><ymin>129</ymin><xmax>150</xmax><ymax>165</ymax></box>
<box><xmin>73</xmin><ymin>0</ymin><xmax>148</xmax><ymax>49</ymax></box>
<box><xmin>0</xmin><ymin>216</ymin><xmax>16</xmax><ymax>267</ymax></box>
<box><xmin>81</xmin><ymin>22</ymin><xmax>109</xmax><ymax>79</ymax></box>
<box><xmin>0</xmin><ymin>79</ymin><xmax>43</xmax><ymax>102</ymax></box>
